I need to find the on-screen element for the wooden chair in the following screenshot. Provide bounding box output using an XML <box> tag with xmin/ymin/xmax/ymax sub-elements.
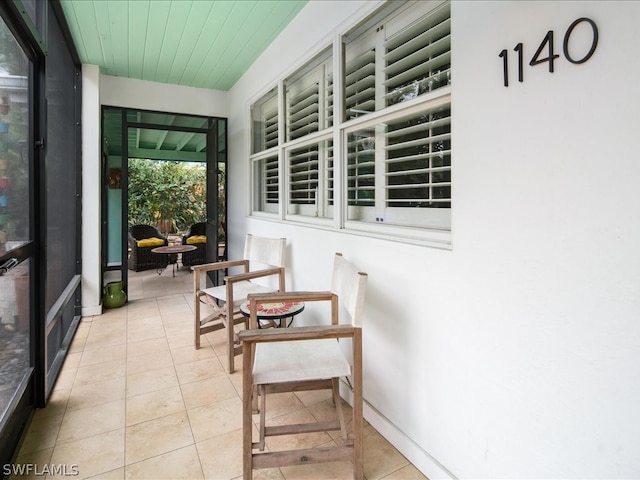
<box><xmin>239</xmin><ymin>253</ymin><xmax>368</xmax><ymax>479</ymax></box>
<box><xmin>193</xmin><ymin>234</ymin><xmax>286</xmax><ymax>373</ymax></box>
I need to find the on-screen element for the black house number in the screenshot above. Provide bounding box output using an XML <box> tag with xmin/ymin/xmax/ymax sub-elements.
<box><xmin>499</xmin><ymin>17</ymin><xmax>598</xmax><ymax>87</ymax></box>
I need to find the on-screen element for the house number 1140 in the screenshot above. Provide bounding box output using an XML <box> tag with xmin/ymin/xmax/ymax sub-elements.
<box><xmin>499</xmin><ymin>17</ymin><xmax>598</xmax><ymax>87</ymax></box>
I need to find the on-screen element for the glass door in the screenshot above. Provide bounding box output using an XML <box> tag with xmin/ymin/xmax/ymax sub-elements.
<box><xmin>0</xmin><ymin>13</ymin><xmax>35</xmax><ymax>463</ymax></box>
<box><xmin>206</xmin><ymin>118</ymin><xmax>227</xmax><ymax>285</ymax></box>
<box><xmin>101</xmin><ymin>108</ymin><xmax>227</xmax><ymax>296</ymax></box>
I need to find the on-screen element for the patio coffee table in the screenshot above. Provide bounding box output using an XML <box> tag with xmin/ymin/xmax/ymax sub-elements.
<box><xmin>240</xmin><ymin>300</ymin><xmax>305</xmax><ymax>329</ymax></box>
<box><xmin>151</xmin><ymin>244</ymin><xmax>197</xmax><ymax>277</ymax></box>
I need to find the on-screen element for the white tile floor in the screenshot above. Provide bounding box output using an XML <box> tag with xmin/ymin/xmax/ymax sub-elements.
<box><xmin>13</xmin><ymin>265</ymin><xmax>427</xmax><ymax>480</ymax></box>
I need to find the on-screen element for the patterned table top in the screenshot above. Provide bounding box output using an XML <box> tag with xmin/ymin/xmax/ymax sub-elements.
<box><xmin>239</xmin><ymin>301</ymin><xmax>305</xmax><ymax>319</ymax></box>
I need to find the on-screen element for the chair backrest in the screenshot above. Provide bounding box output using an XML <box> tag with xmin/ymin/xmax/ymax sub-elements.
<box><xmin>331</xmin><ymin>253</ymin><xmax>368</xmax><ymax>327</ymax></box>
<box><xmin>188</xmin><ymin>222</ymin><xmax>207</xmax><ymax>236</ymax></box>
<box><xmin>244</xmin><ymin>234</ymin><xmax>286</xmax><ymax>268</ymax></box>
<box><xmin>129</xmin><ymin>224</ymin><xmax>165</xmax><ymax>241</ymax></box>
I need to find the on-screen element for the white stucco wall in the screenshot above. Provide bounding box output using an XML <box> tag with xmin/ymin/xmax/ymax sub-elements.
<box><xmin>99</xmin><ymin>75</ymin><xmax>228</xmax><ymax>117</ymax></box>
<box><xmin>227</xmin><ymin>1</ymin><xmax>640</xmax><ymax>478</ymax></box>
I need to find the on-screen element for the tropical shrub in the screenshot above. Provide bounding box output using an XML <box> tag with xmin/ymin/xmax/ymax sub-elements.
<box><xmin>128</xmin><ymin>159</ymin><xmax>207</xmax><ymax>233</ymax></box>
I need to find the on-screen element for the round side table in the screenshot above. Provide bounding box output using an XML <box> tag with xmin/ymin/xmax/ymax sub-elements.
<box><xmin>240</xmin><ymin>300</ymin><xmax>305</xmax><ymax>329</ymax></box>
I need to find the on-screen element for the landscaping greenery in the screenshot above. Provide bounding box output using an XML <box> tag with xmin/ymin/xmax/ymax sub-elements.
<box><xmin>127</xmin><ymin>159</ymin><xmax>209</xmax><ymax>234</ymax></box>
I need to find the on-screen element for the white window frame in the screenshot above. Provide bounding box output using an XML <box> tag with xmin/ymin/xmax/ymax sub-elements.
<box><xmin>284</xmin><ymin>131</ymin><xmax>335</xmax><ymax>224</ymax></box>
<box><xmin>251</xmin><ymin>149</ymin><xmax>280</xmax><ymax>215</ymax></box>
<box><xmin>342</xmin><ymin>89</ymin><xmax>452</xmax><ymax>234</ymax></box>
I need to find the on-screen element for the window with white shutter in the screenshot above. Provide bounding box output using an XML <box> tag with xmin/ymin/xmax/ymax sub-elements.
<box><xmin>345</xmin><ymin>48</ymin><xmax>376</xmax><ymax>120</ymax></box>
<box><xmin>347</xmin><ymin>129</ymin><xmax>375</xmax><ymax>207</ymax></box>
<box><xmin>251</xmin><ymin>88</ymin><xmax>280</xmax><ymax>214</ymax></box>
<box><xmin>289</xmin><ymin>144</ymin><xmax>318</xmax><ymax>205</ymax></box>
<box><xmin>344</xmin><ymin>0</ymin><xmax>451</xmax><ymax>231</ymax></box>
<box><xmin>285</xmin><ymin>49</ymin><xmax>332</xmax><ymax>141</ymax></box>
<box><xmin>252</xmin><ymin>153</ymin><xmax>279</xmax><ymax>214</ymax></box>
<box><xmin>345</xmin><ymin>101</ymin><xmax>451</xmax><ymax>230</ymax></box>
<box><xmin>251</xmin><ymin>88</ymin><xmax>279</xmax><ymax>154</ymax></box>
<box><xmin>250</xmin><ymin>0</ymin><xmax>451</xmax><ymax>243</ymax></box>
<box><xmin>284</xmin><ymin>50</ymin><xmax>334</xmax><ymax>219</ymax></box>
<box><xmin>385</xmin><ymin>107</ymin><xmax>451</xmax><ymax>210</ymax></box>
<box><xmin>384</xmin><ymin>3</ymin><xmax>451</xmax><ymax>107</ymax></box>
<box><xmin>287</xmin><ymin>138</ymin><xmax>333</xmax><ymax>218</ymax></box>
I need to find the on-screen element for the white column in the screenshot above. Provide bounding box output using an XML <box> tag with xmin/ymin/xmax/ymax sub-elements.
<box><xmin>81</xmin><ymin>64</ymin><xmax>102</xmax><ymax>316</ymax></box>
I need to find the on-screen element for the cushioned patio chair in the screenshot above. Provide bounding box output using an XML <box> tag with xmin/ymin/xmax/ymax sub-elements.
<box><xmin>182</xmin><ymin>222</ymin><xmax>207</xmax><ymax>267</ymax></box>
<box><xmin>127</xmin><ymin>224</ymin><xmax>169</xmax><ymax>272</ymax></box>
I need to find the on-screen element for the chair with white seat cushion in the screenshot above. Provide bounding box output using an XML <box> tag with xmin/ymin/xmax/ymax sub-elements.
<box><xmin>239</xmin><ymin>252</ymin><xmax>368</xmax><ymax>479</ymax></box>
<box><xmin>193</xmin><ymin>234</ymin><xmax>286</xmax><ymax>373</ymax></box>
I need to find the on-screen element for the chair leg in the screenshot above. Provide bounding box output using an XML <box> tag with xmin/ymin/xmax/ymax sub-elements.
<box><xmin>353</xmin><ymin>396</ymin><xmax>363</xmax><ymax>480</ymax></box>
<box><xmin>194</xmin><ymin>294</ymin><xmax>201</xmax><ymax>349</ymax></box>
<box><xmin>353</xmin><ymin>332</ymin><xmax>364</xmax><ymax>480</ymax></box>
<box><xmin>258</xmin><ymin>384</ymin><xmax>266</xmax><ymax>451</ymax></box>
<box><xmin>331</xmin><ymin>377</ymin><xmax>348</xmax><ymax>442</ymax></box>
<box><xmin>242</xmin><ymin>342</ymin><xmax>253</xmax><ymax>480</ymax></box>
<box><xmin>251</xmin><ymin>384</ymin><xmax>259</xmax><ymax>413</ymax></box>
<box><xmin>226</xmin><ymin>311</ymin><xmax>235</xmax><ymax>373</ymax></box>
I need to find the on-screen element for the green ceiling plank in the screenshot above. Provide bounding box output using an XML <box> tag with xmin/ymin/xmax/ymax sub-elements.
<box><xmin>196</xmin><ymin>0</ymin><xmax>258</xmax><ymax>88</ymax></box>
<box><xmin>177</xmin><ymin>1</ymin><xmax>235</xmax><ymax>88</ymax></box>
<box><xmin>91</xmin><ymin>0</ymin><xmax>115</xmax><ymax>73</ymax></box>
<box><xmin>212</xmin><ymin>1</ymin><xmax>303</xmax><ymax>88</ymax></box>
<box><xmin>59</xmin><ymin>1</ymin><xmax>86</xmax><ymax>59</ymax></box>
<box><xmin>152</xmin><ymin>0</ymin><xmax>193</xmax><ymax>85</ymax></box>
<box><xmin>203</xmin><ymin>0</ymin><xmax>307</xmax><ymax>90</ymax></box>
<box><xmin>60</xmin><ymin>0</ymin><xmax>309</xmax><ymax>91</ymax></box>
<box><xmin>256</xmin><ymin>1</ymin><xmax>308</xmax><ymax>45</ymax></box>
<box><xmin>188</xmin><ymin>1</ymin><xmax>238</xmax><ymax>89</ymax></box>
<box><xmin>127</xmin><ymin>0</ymin><xmax>151</xmax><ymax>80</ymax></box>
<box><xmin>164</xmin><ymin>1</ymin><xmax>215</xmax><ymax>86</ymax></box>
<box><xmin>219</xmin><ymin>1</ymin><xmax>307</xmax><ymax>86</ymax></box>
<box><xmin>62</xmin><ymin>0</ymin><xmax>101</xmax><ymax>64</ymax></box>
<box><xmin>141</xmin><ymin>0</ymin><xmax>172</xmax><ymax>82</ymax></box>
<box><xmin>108</xmin><ymin>2</ymin><xmax>132</xmax><ymax>77</ymax></box>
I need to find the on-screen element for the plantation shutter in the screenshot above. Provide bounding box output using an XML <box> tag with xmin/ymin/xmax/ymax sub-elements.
<box><xmin>384</xmin><ymin>107</ymin><xmax>451</xmax><ymax>209</ymax></box>
<box><xmin>264</xmin><ymin>107</ymin><xmax>278</xmax><ymax>150</ymax></box>
<box><xmin>261</xmin><ymin>153</ymin><xmax>279</xmax><ymax>205</ymax></box>
<box><xmin>289</xmin><ymin>145</ymin><xmax>319</xmax><ymax>205</ymax></box>
<box><xmin>384</xmin><ymin>4</ymin><xmax>451</xmax><ymax>106</ymax></box>
<box><xmin>347</xmin><ymin>130</ymin><xmax>375</xmax><ymax>207</ymax></box>
<box><xmin>252</xmin><ymin>88</ymin><xmax>279</xmax><ymax>154</ymax></box>
<box><xmin>345</xmin><ymin>49</ymin><xmax>376</xmax><ymax>120</ymax></box>
<box><xmin>287</xmin><ymin>82</ymin><xmax>319</xmax><ymax>141</ymax></box>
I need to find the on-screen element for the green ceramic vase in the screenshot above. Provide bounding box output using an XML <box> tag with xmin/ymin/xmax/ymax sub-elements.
<box><xmin>103</xmin><ymin>281</ymin><xmax>126</xmax><ymax>308</ymax></box>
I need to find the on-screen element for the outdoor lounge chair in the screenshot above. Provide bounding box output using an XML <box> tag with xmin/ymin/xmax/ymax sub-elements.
<box><xmin>182</xmin><ymin>222</ymin><xmax>207</xmax><ymax>267</ymax></box>
<box><xmin>127</xmin><ymin>224</ymin><xmax>169</xmax><ymax>272</ymax></box>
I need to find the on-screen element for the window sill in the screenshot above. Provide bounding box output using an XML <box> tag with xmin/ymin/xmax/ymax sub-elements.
<box><xmin>249</xmin><ymin>212</ymin><xmax>452</xmax><ymax>250</ymax></box>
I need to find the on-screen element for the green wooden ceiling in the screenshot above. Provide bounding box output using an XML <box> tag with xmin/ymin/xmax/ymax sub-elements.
<box><xmin>59</xmin><ymin>0</ymin><xmax>307</xmax><ymax>91</ymax></box>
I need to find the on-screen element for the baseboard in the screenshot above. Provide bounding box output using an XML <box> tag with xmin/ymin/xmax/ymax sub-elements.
<box><xmin>339</xmin><ymin>381</ymin><xmax>456</xmax><ymax>480</ymax></box>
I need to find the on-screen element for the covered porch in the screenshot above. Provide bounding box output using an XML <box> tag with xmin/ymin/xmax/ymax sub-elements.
<box><xmin>12</xmin><ymin>267</ymin><xmax>424</xmax><ymax>479</ymax></box>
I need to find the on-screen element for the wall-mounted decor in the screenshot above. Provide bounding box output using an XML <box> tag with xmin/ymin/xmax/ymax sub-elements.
<box><xmin>108</xmin><ymin>168</ymin><xmax>121</xmax><ymax>189</ymax></box>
